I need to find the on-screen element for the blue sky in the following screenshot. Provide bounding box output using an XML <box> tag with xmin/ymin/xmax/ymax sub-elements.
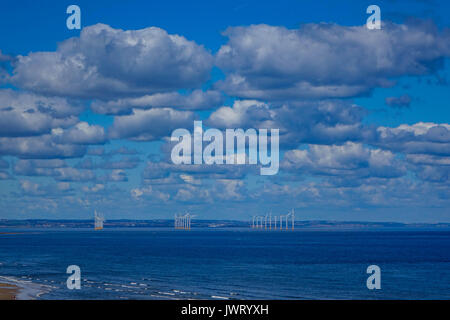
<box><xmin>0</xmin><ymin>0</ymin><xmax>449</xmax><ymax>222</ymax></box>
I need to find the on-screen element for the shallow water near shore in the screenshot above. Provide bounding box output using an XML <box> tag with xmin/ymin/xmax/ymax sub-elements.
<box><xmin>0</xmin><ymin>228</ymin><xmax>449</xmax><ymax>300</ymax></box>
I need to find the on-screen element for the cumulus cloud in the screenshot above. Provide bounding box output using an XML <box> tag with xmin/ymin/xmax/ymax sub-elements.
<box><xmin>86</xmin><ymin>147</ymin><xmax>105</xmax><ymax>156</ymax></box>
<box><xmin>19</xmin><ymin>180</ymin><xmax>46</xmax><ymax>196</ymax></box>
<box><xmin>75</xmin><ymin>156</ymin><xmax>141</xmax><ymax>170</ymax></box>
<box><xmin>14</xmin><ymin>159</ymin><xmax>66</xmax><ymax>176</ymax></box>
<box><xmin>51</xmin><ymin>122</ymin><xmax>106</xmax><ymax>145</ymax></box>
<box><xmin>385</xmin><ymin>94</ymin><xmax>412</xmax><ymax>108</ymax></box>
<box><xmin>13</xmin><ymin>157</ymin><xmax>135</xmax><ymax>183</ymax></box>
<box><xmin>84</xmin><ymin>146</ymin><xmax>139</xmax><ymax>158</ymax></box>
<box><xmin>406</xmin><ymin>154</ymin><xmax>450</xmax><ymax>166</ymax></box>
<box><xmin>107</xmin><ymin>147</ymin><xmax>138</xmax><ymax>156</ymax></box>
<box><xmin>130</xmin><ymin>185</ymin><xmax>170</xmax><ymax>202</ymax></box>
<box><xmin>14</xmin><ymin>162</ymin><xmax>97</xmax><ymax>182</ymax></box>
<box><xmin>91</xmin><ymin>90</ymin><xmax>224</xmax><ymax>115</ymax></box>
<box><xmin>54</xmin><ymin>167</ymin><xmax>96</xmax><ymax>182</ymax></box>
<box><xmin>282</xmin><ymin>142</ymin><xmax>406</xmax><ymax>178</ymax></box>
<box><xmin>133</xmin><ymin>169</ymin><xmax>248</xmax><ymax>203</ymax></box>
<box><xmin>19</xmin><ymin>180</ymin><xmax>74</xmax><ymax>196</ymax></box>
<box><xmin>414</xmin><ymin>165</ymin><xmax>450</xmax><ymax>182</ymax></box>
<box><xmin>100</xmin><ymin>157</ymin><xmax>140</xmax><ymax>170</ymax></box>
<box><xmin>207</xmin><ymin>100</ymin><xmax>273</xmax><ymax>128</ymax></box>
<box><xmin>11</xmin><ymin>24</ymin><xmax>213</xmax><ymax>99</ymax></box>
<box><xmin>102</xmin><ymin>169</ymin><xmax>128</xmax><ymax>182</ymax></box>
<box><xmin>0</xmin><ymin>116</ymin><xmax>105</xmax><ymax>158</ymax></box>
<box><xmin>215</xmin><ymin>22</ymin><xmax>450</xmax><ymax>101</ymax></box>
<box><xmin>108</xmin><ymin>108</ymin><xmax>195</xmax><ymax>141</ymax></box>
<box><xmin>207</xmin><ymin>100</ymin><xmax>374</xmax><ymax>148</ymax></box>
<box><xmin>215</xmin><ymin>179</ymin><xmax>245</xmax><ymax>201</ymax></box>
<box><xmin>0</xmin><ymin>89</ymin><xmax>81</xmax><ymax>137</ymax></box>
<box><xmin>375</xmin><ymin>122</ymin><xmax>450</xmax><ymax>155</ymax></box>
<box><xmin>0</xmin><ymin>135</ymin><xmax>86</xmax><ymax>159</ymax></box>
<box><xmin>142</xmin><ymin>160</ymin><xmax>254</xmax><ymax>182</ymax></box>
<box><xmin>405</xmin><ymin>154</ymin><xmax>450</xmax><ymax>182</ymax></box>
<box><xmin>82</xmin><ymin>184</ymin><xmax>105</xmax><ymax>193</ymax></box>
<box><xmin>0</xmin><ymin>121</ymin><xmax>106</xmax><ymax>159</ymax></box>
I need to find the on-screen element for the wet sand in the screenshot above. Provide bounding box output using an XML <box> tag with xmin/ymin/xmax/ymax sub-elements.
<box><xmin>0</xmin><ymin>282</ymin><xmax>19</xmax><ymax>300</ymax></box>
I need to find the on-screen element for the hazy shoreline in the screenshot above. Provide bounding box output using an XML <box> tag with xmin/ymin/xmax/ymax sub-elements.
<box><xmin>1</xmin><ymin>219</ymin><xmax>449</xmax><ymax>230</ymax></box>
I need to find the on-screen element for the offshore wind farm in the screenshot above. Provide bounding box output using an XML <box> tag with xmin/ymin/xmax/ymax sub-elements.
<box><xmin>252</xmin><ymin>209</ymin><xmax>296</xmax><ymax>230</ymax></box>
<box><xmin>174</xmin><ymin>213</ymin><xmax>191</xmax><ymax>230</ymax></box>
<box><xmin>92</xmin><ymin>208</ymin><xmax>301</xmax><ymax>231</ymax></box>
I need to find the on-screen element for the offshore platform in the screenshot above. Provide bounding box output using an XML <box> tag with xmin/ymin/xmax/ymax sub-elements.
<box><xmin>94</xmin><ymin>210</ymin><xmax>105</xmax><ymax>230</ymax></box>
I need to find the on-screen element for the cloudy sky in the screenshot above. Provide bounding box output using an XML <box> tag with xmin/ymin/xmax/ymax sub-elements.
<box><xmin>0</xmin><ymin>0</ymin><xmax>449</xmax><ymax>222</ymax></box>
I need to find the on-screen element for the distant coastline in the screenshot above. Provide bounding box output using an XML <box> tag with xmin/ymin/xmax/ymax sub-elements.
<box><xmin>1</xmin><ymin>219</ymin><xmax>449</xmax><ymax>230</ymax></box>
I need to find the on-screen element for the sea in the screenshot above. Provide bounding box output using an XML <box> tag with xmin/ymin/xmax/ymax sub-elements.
<box><xmin>0</xmin><ymin>228</ymin><xmax>449</xmax><ymax>300</ymax></box>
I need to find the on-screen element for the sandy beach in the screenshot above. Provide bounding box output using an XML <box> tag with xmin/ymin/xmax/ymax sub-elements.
<box><xmin>0</xmin><ymin>282</ymin><xmax>19</xmax><ymax>300</ymax></box>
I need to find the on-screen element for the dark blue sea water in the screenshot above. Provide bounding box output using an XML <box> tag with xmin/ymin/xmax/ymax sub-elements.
<box><xmin>0</xmin><ymin>228</ymin><xmax>449</xmax><ymax>299</ymax></box>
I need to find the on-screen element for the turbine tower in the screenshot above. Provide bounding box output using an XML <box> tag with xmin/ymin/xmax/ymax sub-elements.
<box><xmin>94</xmin><ymin>210</ymin><xmax>104</xmax><ymax>230</ymax></box>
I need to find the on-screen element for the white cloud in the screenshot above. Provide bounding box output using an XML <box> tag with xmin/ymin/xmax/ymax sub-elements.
<box><xmin>54</xmin><ymin>167</ymin><xmax>95</xmax><ymax>182</ymax></box>
<box><xmin>14</xmin><ymin>159</ymin><xmax>66</xmax><ymax>176</ymax></box>
<box><xmin>376</xmin><ymin>122</ymin><xmax>450</xmax><ymax>155</ymax></box>
<box><xmin>0</xmin><ymin>135</ymin><xmax>86</xmax><ymax>159</ymax></box>
<box><xmin>11</xmin><ymin>24</ymin><xmax>213</xmax><ymax>99</ymax></box>
<box><xmin>283</xmin><ymin>142</ymin><xmax>405</xmax><ymax>178</ymax></box>
<box><xmin>52</xmin><ymin>122</ymin><xmax>106</xmax><ymax>145</ymax></box>
<box><xmin>109</xmin><ymin>108</ymin><xmax>195</xmax><ymax>141</ymax></box>
<box><xmin>216</xmin><ymin>22</ymin><xmax>450</xmax><ymax>101</ymax></box>
<box><xmin>0</xmin><ymin>89</ymin><xmax>81</xmax><ymax>137</ymax></box>
<box><xmin>91</xmin><ymin>90</ymin><xmax>223</xmax><ymax>114</ymax></box>
<box><xmin>207</xmin><ymin>99</ymin><xmax>373</xmax><ymax>147</ymax></box>
<box><xmin>385</xmin><ymin>94</ymin><xmax>412</xmax><ymax>108</ymax></box>
<box><xmin>207</xmin><ymin>100</ymin><xmax>273</xmax><ymax>128</ymax></box>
